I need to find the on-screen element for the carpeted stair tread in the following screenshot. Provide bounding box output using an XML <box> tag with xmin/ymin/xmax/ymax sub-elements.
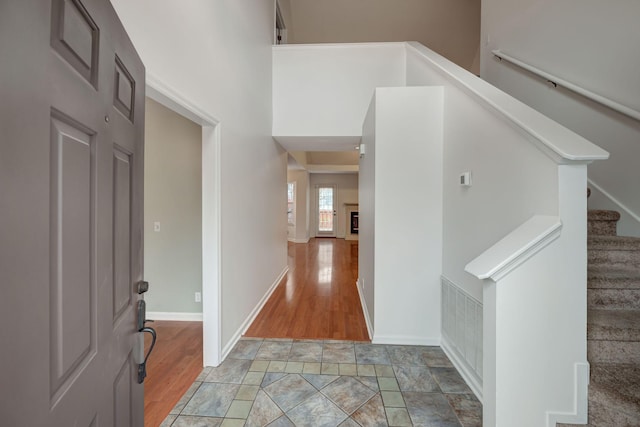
<box><xmin>589</xmin><ymin>236</ymin><xmax>640</xmax><ymax>268</ymax></box>
<box><xmin>588</xmin><ymin>210</ymin><xmax>621</xmax><ymax>222</ymax></box>
<box><xmin>588</xmin><ymin>266</ymin><xmax>640</xmax><ymax>289</ymax></box>
<box><xmin>588</xmin><ymin>309</ymin><xmax>640</xmax><ymax>341</ymax></box>
<box><xmin>588</xmin><ymin>235</ymin><xmax>640</xmax><ymax>251</ymax></box>
<box><xmin>588</xmin><ymin>288</ymin><xmax>640</xmax><ymax>310</ymax></box>
<box><xmin>587</xmin><ymin>364</ymin><xmax>640</xmax><ymax>425</ymax></box>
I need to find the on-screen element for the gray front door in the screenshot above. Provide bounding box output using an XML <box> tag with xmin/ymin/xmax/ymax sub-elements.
<box><xmin>0</xmin><ymin>0</ymin><xmax>145</xmax><ymax>425</ymax></box>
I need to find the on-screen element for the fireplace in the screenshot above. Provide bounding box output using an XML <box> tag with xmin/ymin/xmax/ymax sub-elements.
<box><xmin>350</xmin><ymin>211</ymin><xmax>359</xmax><ymax>234</ymax></box>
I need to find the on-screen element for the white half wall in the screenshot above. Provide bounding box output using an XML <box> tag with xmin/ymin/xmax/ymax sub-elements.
<box><xmin>360</xmin><ymin>86</ymin><xmax>444</xmax><ymax>345</ymax></box>
<box><xmin>112</xmin><ymin>1</ymin><xmax>288</xmax><ymax>364</ymax></box>
<box><xmin>406</xmin><ymin>44</ymin><xmax>559</xmax><ymax>302</ymax></box>
<box><xmin>481</xmin><ymin>0</ymin><xmax>640</xmax><ymax>236</ymax></box>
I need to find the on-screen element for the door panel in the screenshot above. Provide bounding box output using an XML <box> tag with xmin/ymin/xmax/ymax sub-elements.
<box><xmin>0</xmin><ymin>0</ymin><xmax>145</xmax><ymax>425</ymax></box>
<box><xmin>50</xmin><ymin>0</ymin><xmax>100</xmax><ymax>87</ymax></box>
<box><xmin>113</xmin><ymin>146</ymin><xmax>133</xmax><ymax>321</ymax></box>
<box><xmin>49</xmin><ymin>116</ymin><xmax>96</xmax><ymax>401</ymax></box>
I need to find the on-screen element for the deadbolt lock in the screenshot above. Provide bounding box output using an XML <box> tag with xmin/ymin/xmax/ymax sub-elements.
<box><xmin>137</xmin><ymin>281</ymin><xmax>149</xmax><ymax>294</ymax></box>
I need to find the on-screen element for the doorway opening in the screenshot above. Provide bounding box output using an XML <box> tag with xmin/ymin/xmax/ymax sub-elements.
<box><xmin>143</xmin><ymin>76</ymin><xmax>222</xmax><ymax>424</ymax></box>
<box><xmin>317</xmin><ymin>184</ymin><xmax>337</xmax><ymax>237</ymax></box>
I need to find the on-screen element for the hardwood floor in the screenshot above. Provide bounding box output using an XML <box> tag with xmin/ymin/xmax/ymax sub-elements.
<box><xmin>245</xmin><ymin>238</ymin><xmax>370</xmax><ymax>341</ymax></box>
<box><xmin>144</xmin><ymin>239</ymin><xmax>367</xmax><ymax>425</ymax></box>
<box><xmin>144</xmin><ymin>321</ymin><xmax>203</xmax><ymax>427</ymax></box>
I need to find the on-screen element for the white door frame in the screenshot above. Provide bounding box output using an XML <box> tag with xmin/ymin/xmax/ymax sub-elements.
<box><xmin>146</xmin><ymin>74</ymin><xmax>223</xmax><ymax>367</ymax></box>
<box><xmin>316</xmin><ymin>184</ymin><xmax>338</xmax><ymax>237</ymax></box>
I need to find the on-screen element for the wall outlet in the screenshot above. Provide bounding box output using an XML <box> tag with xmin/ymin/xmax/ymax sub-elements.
<box><xmin>195</xmin><ymin>292</ymin><xmax>201</xmax><ymax>303</ymax></box>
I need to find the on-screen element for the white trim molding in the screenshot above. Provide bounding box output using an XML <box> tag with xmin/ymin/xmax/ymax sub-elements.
<box><xmin>356</xmin><ymin>279</ymin><xmax>373</xmax><ymax>340</ymax></box>
<box><xmin>442</xmin><ymin>336</ymin><xmax>483</xmax><ymax>402</ymax></box>
<box><xmin>145</xmin><ymin>72</ymin><xmax>223</xmax><ymax>367</ymax></box>
<box><xmin>146</xmin><ymin>312</ymin><xmax>203</xmax><ymax>322</ymax></box>
<box><xmin>372</xmin><ymin>335</ymin><xmax>441</xmax><ymax>346</ymax></box>
<box><xmin>546</xmin><ymin>362</ymin><xmax>590</xmax><ymax>426</ymax></box>
<box><xmin>220</xmin><ymin>266</ymin><xmax>289</xmax><ymax>361</ymax></box>
<box><xmin>287</xmin><ymin>238</ymin><xmax>310</xmax><ymax>244</ymax></box>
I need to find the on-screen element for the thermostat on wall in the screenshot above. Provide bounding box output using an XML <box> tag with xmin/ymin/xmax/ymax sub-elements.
<box><xmin>460</xmin><ymin>172</ymin><xmax>472</xmax><ymax>187</ymax></box>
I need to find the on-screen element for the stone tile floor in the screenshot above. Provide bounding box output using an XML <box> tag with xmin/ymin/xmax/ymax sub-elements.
<box><xmin>160</xmin><ymin>338</ymin><xmax>482</xmax><ymax>427</ymax></box>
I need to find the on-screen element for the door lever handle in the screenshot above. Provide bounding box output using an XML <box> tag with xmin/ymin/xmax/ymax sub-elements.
<box><xmin>137</xmin><ymin>326</ymin><xmax>156</xmax><ymax>384</ymax></box>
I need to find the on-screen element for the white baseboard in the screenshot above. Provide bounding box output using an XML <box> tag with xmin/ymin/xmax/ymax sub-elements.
<box><xmin>546</xmin><ymin>362</ymin><xmax>590</xmax><ymax>426</ymax></box>
<box><xmin>146</xmin><ymin>312</ymin><xmax>203</xmax><ymax>322</ymax></box>
<box><xmin>442</xmin><ymin>335</ymin><xmax>483</xmax><ymax>403</ymax></box>
<box><xmin>372</xmin><ymin>335</ymin><xmax>441</xmax><ymax>346</ymax></box>
<box><xmin>220</xmin><ymin>265</ymin><xmax>289</xmax><ymax>360</ymax></box>
<box><xmin>356</xmin><ymin>279</ymin><xmax>373</xmax><ymax>340</ymax></box>
<box><xmin>287</xmin><ymin>238</ymin><xmax>310</xmax><ymax>244</ymax></box>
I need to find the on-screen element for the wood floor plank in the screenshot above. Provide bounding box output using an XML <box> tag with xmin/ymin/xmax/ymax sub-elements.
<box><xmin>144</xmin><ymin>321</ymin><xmax>202</xmax><ymax>427</ymax></box>
<box><xmin>245</xmin><ymin>238</ymin><xmax>370</xmax><ymax>341</ymax></box>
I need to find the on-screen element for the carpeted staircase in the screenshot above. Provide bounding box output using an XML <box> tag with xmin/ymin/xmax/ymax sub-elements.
<box><xmin>561</xmin><ymin>209</ymin><xmax>640</xmax><ymax>426</ymax></box>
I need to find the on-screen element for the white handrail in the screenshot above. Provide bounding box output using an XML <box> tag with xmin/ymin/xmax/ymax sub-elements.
<box><xmin>492</xmin><ymin>50</ymin><xmax>640</xmax><ymax>122</ymax></box>
<box><xmin>465</xmin><ymin>215</ymin><xmax>562</xmax><ymax>281</ymax></box>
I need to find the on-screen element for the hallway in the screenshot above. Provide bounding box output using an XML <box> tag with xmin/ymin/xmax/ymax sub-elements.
<box><xmin>245</xmin><ymin>238</ymin><xmax>369</xmax><ymax>341</ymax></box>
<box><xmin>154</xmin><ymin>238</ymin><xmax>482</xmax><ymax>426</ymax></box>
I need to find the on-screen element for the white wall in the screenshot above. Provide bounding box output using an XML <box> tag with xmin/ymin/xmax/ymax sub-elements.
<box><xmin>112</xmin><ymin>1</ymin><xmax>288</xmax><ymax>354</ymax></box>
<box><xmin>144</xmin><ymin>98</ymin><xmax>202</xmax><ymax>314</ymax></box>
<box><xmin>287</xmin><ymin>169</ymin><xmax>310</xmax><ymax>243</ymax></box>
<box><xmin>360</xmin><ymin>101</ymin><xmax>377</xmax><ymax>330</ymax></box>
<box><xmin>273</xmin><ymin>44</ymin><xmax>406</xmax><ymax>139</ymax></box>
<box><xmin>402</xmin><ymin>44</ymin><xmax>606</xmax><ymax>423</ymax></box>
<box><xmin>360</xmin><ymin>86</ymin><xmax>444</xmax><ymax>345</ymax></box>
<box><xmin>309</xmin><ymin>173</ymin><xmax>359</xmax><ymax>238</ymax></box>
<box><xmin>481</xmin><ymin>0</ymin><xmax>640</xmax><ymax>236</ymax></box>
<box><xmin>406</xmin><ymin>45</ymin><xmax>559</xmax><ymax>302</ymax></box>
<box><xmin>286</xmin><ymin>0</ymin><xmax>480</xmax><ymax>73</ymax></box>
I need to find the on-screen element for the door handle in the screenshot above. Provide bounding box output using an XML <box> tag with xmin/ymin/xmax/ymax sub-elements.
<box><xmin>137</xmin><ymin>327</ymin><xmax>156</xmax><ymax>384</ymax></box>
<box><xmin>135</xmin><ymin>298</ymin><xmax>156</xmax><ymax>383</ymax></box>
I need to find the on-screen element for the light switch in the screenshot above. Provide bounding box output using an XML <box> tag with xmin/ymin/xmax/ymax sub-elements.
<box><xmin>460</xmin><ymin>172</ymin><xmax>472</xmax><ymax>187</ymax></box>
<box><xmin>153</xmin><ymin>221</ymin><xmax>161</xmax><ymax>232</ymax></box>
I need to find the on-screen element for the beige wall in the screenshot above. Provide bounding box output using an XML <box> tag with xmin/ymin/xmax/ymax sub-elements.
<box><xmin>144</xmin><ymin>98</ymin><xmax>202</xmax><ymax>313</ymax></box>
<box><xmin>307</xmin><ymin>151</ymin><xmax>359</xmax><ymax>166</ymax></box>
<box><xmin>285</xmin><ymin>0</ymin><xmax>480</xmax><ymax>73</ymax></box>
